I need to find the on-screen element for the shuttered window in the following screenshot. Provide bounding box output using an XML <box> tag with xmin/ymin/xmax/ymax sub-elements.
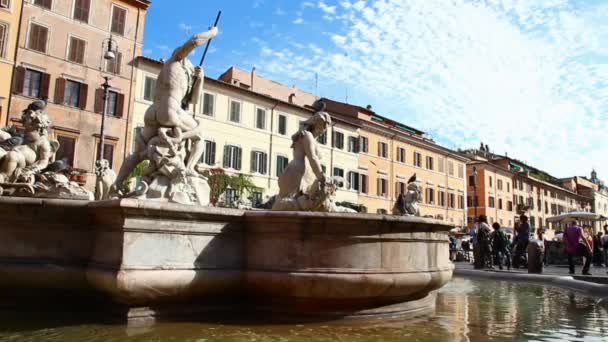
<box><xmin>223</xmin><ymin>145</ymin><xmax>241</xmax><ymax>170</ymax></box>
<box><xmin>202</xmin><ymin>93</ymin><xmax>214</xmax><ymax>116</ymax></box>
<box><xmin>55</xmin><ymin>135</ymin><xmax>76</xmax><ymax>167</ymax></box>
<box><xmin>23</xmin><ymin>69</ymin><xmax>42</xmax><ymax>98</ymax></box>
<box><xmin>250</xmin><ymin>151</ymin><xmax>267</xmax><ymax>175</ymax></box>
<box><xmin>332</xmin><ymin>131</ymin><xmax>344</xmax><ymax>149</ymax></box>
<box><xmin>360</xmin><ymin>136</ymin><xmax>368</xmax><ymax>153</ymax></box>
<box><xmin>68</xmin><ymin>36</ymin><xmax>86</xmax><ymax>64</ymax></box>
<box><xmin>27</xmin><ymin>23</ymin><xmax>48</xmax><ymax>53</ymax></box>
<box><xmin>278</xmin><ymin>115</ymin><xmax>287</xmax><ymax>135</ymax></box>
<box><xmin>0</xmin><ymin>0</ymin><xmax>10</xmax><ymax>9</ymax></box>
<box><xmin>73</xmin><ymin>0</ymin><xmax>90</xmax><ymax>22</ymax></box>
<box><xmin>64</xmin><ymin>80</ymin><xmax>81</xmax><ymax>107</ymax></box>
<box><xmin>33</xmin><ymin>0</ymin><xmax>51</xmax><ymax>9</ymax></box>
<box><xmin>0</xmin><ymin>23</ymin><xmax>7</xmax><ymax>58</ymax></box>
<box><xmin>276</xmin><ymin>156</ymin><xmax>289</xmax><ymax>177</ymax></box>
<box><xmin>201</xmin><ymin>140</ymin><xmax>216</xmax><ymax>165</ymax></box>
<box><xmin>229</xmin><ymin>100</ymin><xmax>241</xmax><ymax>122</ymax></box>
<box><xmin>105</xmin><ymin>51</ymin><xmax>122</xmax><ymax>74</ymax></box>
<box><xmin>255</xmin><ymin>108</ymin><xmax>266</xmax><ymax>129</ymax></box>
<box><xmin>143</xmin><ymin>76</ymin><xmax>156</xmax><ymax>101</ymax></box>
<box><xmin>111</xmin><ymin>5</ymin><xmax>127</xmax><ymax>35</ymax></box>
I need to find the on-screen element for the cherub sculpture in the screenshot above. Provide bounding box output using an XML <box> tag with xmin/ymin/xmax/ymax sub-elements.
<box><xmin>393</xmin><ymin>173</ymin><xmax>422</xmax><ymax>216</ymax></box>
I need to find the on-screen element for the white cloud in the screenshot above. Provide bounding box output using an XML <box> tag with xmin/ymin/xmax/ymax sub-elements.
<box><xmin>253</xmin><ymin>0</ymin><xmax>608</xmax><ymax>179</ymax></box>
<box><xmin>318</xmin><ymin>1</ymin><xmax>337</xmax><ymax>14</ymax></box>
<box><xmin>302</xmin><ymin>2</ymin><xmax>315</xmax><ymax>8</ymax></box>
<box><xmin>293</xmin><ymin>17</ymin><xmax>304</xmax><ymax>24</ymax></box>
<box><xmin>179</xmin><ymin>22</ymin><xmax>193</xmax><ymax>33</ymax></box>
<box><xmin>275</xmin><ymin>8</ymin><xmax>286</xmax><ymax>16</ymax></box>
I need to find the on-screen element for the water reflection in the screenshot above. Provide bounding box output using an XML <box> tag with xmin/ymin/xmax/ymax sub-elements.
<box><xmin>0</xmin><ymin>277</ymin><xmax>606</xmax><ymax>341</ymax></box>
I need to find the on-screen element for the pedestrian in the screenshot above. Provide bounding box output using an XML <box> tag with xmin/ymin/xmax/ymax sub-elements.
<box><xmin>512</xmin><ymin>215</ymin><xmax>530</xmax><ymax>268</ymax></box>
<box><xmin>593</xmin><ymin>231</ymin><xmax>604</xmax><ymax>266</ymax></box>
<box><xmin>449</xmin><ymin>235</ymin><xmax>457</xmax><ymax>261</ymax></box>
<box><xmin>563</xmin><ymin>220</ymin><xmax>592</xmax><ymax>275</ymax></box>
<box><xmin>475</xmin><ymin>215</ymin><xmax>493</xmax><ymax>269</ymax></box>
<box><xmin>491</xmin><ymin>222</ymin><xmax>511</xmax><ymax>270</ymax></box>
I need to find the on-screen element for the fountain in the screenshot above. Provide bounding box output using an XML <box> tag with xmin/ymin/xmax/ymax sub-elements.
<box><xmin>0</xmin><ymin>28</ymin><xmax>453</xmax><ymax>321</ymax></box>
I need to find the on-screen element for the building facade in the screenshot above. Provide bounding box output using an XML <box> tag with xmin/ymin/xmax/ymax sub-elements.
<box><xmin>465</xmin><ymin>149</ymin><xmax>593</xmax><ymax>238</ymax></box>
<box><xmin>0</xmin><ymin>0</ymin><xmax>23</xmax><ymax>125</ymax></box>
<box><xmin>6</xmin><ymin>0</ymin><xmax>149</xmax><ymax>187</ymax></box>
<box><xmin>560</xmin><ymin>171</ymin><xmax>608</xmax><ymax>233</ymax></box>
<box><xmin>322</xmin><ymin>99</ymin><xmax>469</xmax><ymax>225</ymax></box>
<box><xmin>133</xmin><ymin>57</ymin><xmax>360</xmax><ymax>206</ymax></box>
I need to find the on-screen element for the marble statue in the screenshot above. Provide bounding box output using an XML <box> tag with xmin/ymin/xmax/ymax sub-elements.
<box><xmin>272</xmin><ymin>102</ymin><xmax>355</xmax><ymax>213</ymax></box>
<box><xmin>108</xmin><ymin>27</ymin><xmax>218</xmax><ymax>205</ymax></box>
<box><xmin>393</xmin><ymin>174</ymin><xmax>422</xmax><ymax>216</ymax></box>
<box><xmin>0</xmin><ymin>100</ymin><xmax>93</xmax><ymax>199</ymax></box>
<box><xmin>94</xmin><ymin>159</ymin><xmax>116</xmax><ymax>200</ymax></box>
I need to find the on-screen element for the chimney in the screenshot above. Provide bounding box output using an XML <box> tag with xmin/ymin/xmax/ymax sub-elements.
<box><xmin>366</xmin><ymin>104</ymin><xmax>372</xmax><ymax>110</ymax></box>
<box><xmin>288</xmin><ymin>93</ymin><xmax>296</xmax><ymax>104</ymax></box>
<box><xmin>251</xmin><ymin>67</ymin><xmax>256</xmax><ymax>92</ymax></box>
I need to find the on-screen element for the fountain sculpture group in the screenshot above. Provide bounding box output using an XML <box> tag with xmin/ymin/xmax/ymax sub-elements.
<box><xmin>0</xmin><ymin>27</ymin><xmax>453</xmax><ymax>321</ymax></box>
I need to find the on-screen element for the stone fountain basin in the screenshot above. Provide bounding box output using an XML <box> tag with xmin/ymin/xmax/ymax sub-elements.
<box><xmin>0</xmin><ymin>197</ymin><xmax>453</xmax><ymax>320</ymax></box>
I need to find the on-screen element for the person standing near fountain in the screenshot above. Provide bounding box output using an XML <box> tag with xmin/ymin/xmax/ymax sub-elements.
<box><xmin>512</xmin><ymin>215</ymin><xmax>530</xmax><ymax>268</ymax></box>
<box><xmin>491</xmin><ymin>222</ymin><xmax>511</xmax><ymax>270</ymax></box>
<box><xmin>564</xmin><ymin>220</ymin><xmax>592</xmax><ymax>275</ymax></box>
<box><xmin>475</xmin><ymin>215</ymin><xmax>493</xmax><ymax>269</ymax></box>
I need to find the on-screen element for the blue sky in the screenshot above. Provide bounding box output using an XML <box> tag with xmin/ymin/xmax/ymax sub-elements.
<box><xmin>144</xmin><ymin>0</ymin><xmax>608</xmax><ymax>180</ymax></box>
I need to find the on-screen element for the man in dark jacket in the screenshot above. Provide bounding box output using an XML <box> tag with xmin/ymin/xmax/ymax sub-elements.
<box><xmin>491</xmin><ymin>222</ymin><xmax>511</xmax><ymax>270</ymax></box>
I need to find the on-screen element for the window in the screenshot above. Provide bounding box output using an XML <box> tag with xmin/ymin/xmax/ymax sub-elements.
<box><xmin>449</xmin><ymin>193</ymin><xmax>456</xmax><ymax>208</ymax></box>
<box><xmin>497</xmin><ymin>179</ymin><xmax>503</xmax><ymax>190</ymax></box>
<box><xmin>23</xmin><ymin>69</ymin><xmax>42</xmax><ymax>98</ymax></box>
<box><xmin>413</xmin><ymin>152</ymin><xmax>422</xmax><ymax>167</ymax></box>
<box><xmin>143</xmin><ymin>76</ymin><xmax>156</xmax><ymax>101</ymax></box>
<box><xmin>426</xmin><ymin>188</ymin><xmax>435</xmax><ymax>205</ymax></box>
<box><xmin>348</xmin><ymin>136</ymin><xmax>360</xmax><ymax>153</ymax></box>
<box><xmin>251</xmin><ymin>191</ymin><xmax>263</xmax><ymax>208</ymax></box>
<box><xmin>458</xmin><ymin>195</ymin><xmax>464</xmax><ymax>209</ymax></box>
<box><xmin>425</xmin><ymin>156</ymin><xmax>434</xmax><ymax>170</ymax></box>
<box><xmin>96</xmin><ymin>143</ymin><xmax>114</xmax><ymax>169</ymax></box>
<box><xmin>55</xmin><ymin>135</ymin><xmax>76</xmax><ymax>166</ymax></box>
<box><xmin>27</xmin><ymin>23</ymin><xmax>48</xmax><ymax>53</ymax></box>
<box><xmin>378</xmin><ymin>142</ymin><xmax>388</xmax><ymax>158</ymax></box>
<box><xmin>396</xmin><ymin>147</ymin><xmax>406</xmax><ymax>163</ymax></box>
<box><xmin>73</xmin><ymin>0</ymin><xmax>90</xmax><ymax>22</ymax></box>
<box><xmin>64</xmin><ymin>80</ymin><xmax>82</xmax><ymax>107</ymax></box>
<box><xmin>201</xmin><ymin>93</ymin><xmax>214</xmax><ymax>116</ymax></box>
<box><xmin>458</xmin><ymin>164</ymin><xmax>464</xmax><ymax>178</ymax></box>
<box><xmin>488</xmin><ymin>196</ymin><xmax>495</xmax><ymax>208</ymax></box>
<box><xmin>276</xmin><ymin>156</ymin><xmax>289</xmax><ymax>177</ymax></box>
<box><xmin>106</xmin><ymin>91</ymin><xmax>118</xmax><ymax>116</ymax></box>
<box><xmin>201</xmin><ymin>140</ymin><xmax>216</xmax><ymax>165</ymax></box>
<box><xmin>105</xmin><ymin>51</ymin><xmax>122</xmax><ymax>74</ymax></box>
<box><xmin>225</xmin><ymin>188</ymin><xmax>236</xmax><ymax>206</ymax></box>
<box><xmin>360</xmin><ymin>174</ymin><xmax>368</xmax><ymax>194</ymax></box>
<box><xmin>33</xmin><ymin>0</ymin><xmax>51</xmax><ymax>10</ymax></box>
<box><xmin>395</xmin><ymin>181</ymin><xmax>406</xmax><ymax>196</ymax></box>
<box><xmin>489</xmin><ymin>176</ymin><xmax>493</xmax><ymax>188</ymax></box>
<box><xmin>438</xmin><ymin>157</ymin><xmax>445</xmax><ymax>173</ymax></box>
<box><xmin>360</xmin><ymin>136</ymin><xmax>368</xmax><ymax>153</ymax></box>
<box><xmin>448</xmin><ymin>161</ymin><xmax>455</xmax><ymax>176</ymax></box>
<box><xmin>498</xmin><ymin>198</ymin><xmax>503</xmax><ymax>210</ymax></box>
<box><xmin>111</xmin><ymin>5</ymin><xmax>127</xmax><ymax>35</ymax></box>
<box><xmin>250</xmin><ymin>151</ymin><xmax>267</xmax><ymax>174</ymax></box>
<box><xmin>317</xmin><ymin>132</ymin><xmax>327</xmax><ymax>145</ymax></box>
<box><xmin>255</xmin><ymin>108</ymin><xmax>266</xmax><ymax>129</ymax></box>
<box><xmin>438</xmin><ymin>191</ymin><xmax>446</xmax><ymax>207</ymax></box>
<box><xmin>223</xmin><ymin>145</ymin><xmax>241</xmax><ymax>170</ymax></box>
<box><xmin>507</xmin><ymin>182</ymin><xmax>510</xmax><ymax>192</ymax></box>
<box><xmin>332</xmin><ymin>131</ymin><xmax>344</xmax><ymax>149</ymax></box>
<box><xmin>333</xmin><ymin>167</ymin><xmax>344</xmax><ymax>178</ymax></box>
<box><xmin>278</xmin><ymin>114</ymin><xmax>287</xmax><ymax>135</ymax></box>
<box><xmin>0</xmin><ymin>23</ymin><xmax>7</xmax><ymax>59</ymax></box>
<box><xmin>229</xmin><ymin>100</ymin><xmax>241</xmax><ymax>122</ymax></box>
<box><xmin>377</xmin><ymin>178</ymin><xmax>388</xmax><ymax>197</ymax></box>
<box><xmin>132</xmin><ymin>126</ymin><xmax>143</xmax><ymax>152</ymax></box>
<box><xmin>0</xmin><ymin>0</ymin><xmax>10</xmax><ymax>9</ymax></box>
<box><xmin>348</xmin><ymin>171</ymin><xmax>360</xmax><ymax>191</ymax></box>
<box><xmin>468</xmin><ymin>175</ymin><xmax>476</xmax><ymax>187</ymax></box>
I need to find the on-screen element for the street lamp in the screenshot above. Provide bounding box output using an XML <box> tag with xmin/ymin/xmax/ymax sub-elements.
<box><xmin>95</xmin><ymin>37</ymin><xmax>116</xmax><ymax>196</ymax></box>
<box><xmin>473</xmin><ymin>166</ymin><xmax>478</xmax><ymax>227</ymax></box>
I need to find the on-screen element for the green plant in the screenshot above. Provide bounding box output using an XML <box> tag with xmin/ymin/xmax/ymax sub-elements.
<box><xmin>228</xmin><ymin>173</ymin><xmax>261</xmax><ymax>202</ymax></box>
<box><xmin>202</xmin><ymin>167</ymin><xmax>231</xmax><ymax>206</ymax></box>
<box><xmin>121</xmin><ymin>160</ymin><xmax>149</xmax><ymax>193</ymax></box>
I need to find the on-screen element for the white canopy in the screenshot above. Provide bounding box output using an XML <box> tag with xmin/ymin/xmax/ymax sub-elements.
<box><xmin>546</xmin><ymin>212</ymin><xmax>605</xmax><ymax>223</ymax></box>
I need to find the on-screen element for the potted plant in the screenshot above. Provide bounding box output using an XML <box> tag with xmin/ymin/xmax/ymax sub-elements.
<box><xmin>69</xmin><ymin>168</ymin><xmax>88</xmax><ymax>185</ymax></box>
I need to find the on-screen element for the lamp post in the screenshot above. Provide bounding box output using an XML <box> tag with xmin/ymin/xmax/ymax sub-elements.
<box><xmin>473</xmin><ymin>166</ymin><xmax>478</xmax><ymax>228</ymax></box>
<box><xmin>98</xmin><ymin>76</ymin><xmax>111</xmax><ymax>166</ymax></box>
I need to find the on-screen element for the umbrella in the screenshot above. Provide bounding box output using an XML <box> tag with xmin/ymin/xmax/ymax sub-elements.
<box><xmin>546</xmin><ymin>212</ymin><xmax>601</xmax><ymax>223</ymax></box>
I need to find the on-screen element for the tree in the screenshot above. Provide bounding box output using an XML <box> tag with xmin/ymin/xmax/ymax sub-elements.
<box><xmin>201</xmin><ymin>167</ymin><xmax>230</xmax><ymax>206</ymax></box>
<box><xmin>228</xmin><ymin>173</ymin><xmax>260</xmax><ymax>203</ymax></box>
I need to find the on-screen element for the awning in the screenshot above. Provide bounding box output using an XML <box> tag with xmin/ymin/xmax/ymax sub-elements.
<box><xmin>546</xmin><ymin>212</ymin><xmax>602</xmax><ymax>223</ymax></box>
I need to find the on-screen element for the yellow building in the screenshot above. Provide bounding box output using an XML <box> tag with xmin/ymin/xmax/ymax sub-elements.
<box><xmin>133</xmin><ymin>57</ymin><xmax>360</xmax><ymax>205</ymax></box>
<box><xmin>323</xmin><ymin>99</ymin><xmax>469</xmax><ymax>226</ymax></box>
<box><xmin>0</xmin><ymin>0</ymin><xmax>22</xmax><ymax>125</ymax></box>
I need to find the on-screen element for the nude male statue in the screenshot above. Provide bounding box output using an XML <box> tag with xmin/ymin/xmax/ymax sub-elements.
<box><xmin>111</xmin><ymin>27</ymin><xmax>218</xmax><ymax>193</ymax></box>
